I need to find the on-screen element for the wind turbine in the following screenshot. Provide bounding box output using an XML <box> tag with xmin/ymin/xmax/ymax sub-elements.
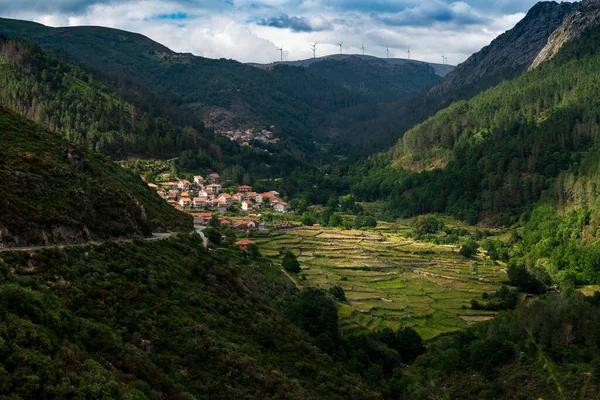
<box><xmin>337</xmin><ymin>41</ymin><xmax>343</xmax><ymax>55</ymax></box>
<box><xmin>386</xmin><ymin>46</ymin><xmax>390</xmax><ymax>59</ymax></box>
<box><xmin>442</xmin><ymin>53</ymin><xmax>445</xmax><ymax>65</ymax></box>
<box><xmin>361</xmin><ymin>44</ymin><xmax>365</xmax><ymax>55</ymax></box>
<box><xmin>310</xmin><ymin>42</ymin><xmax>318</xmax><ymax>58</ymax></box>
<box><xmin>278</xmin><ymin>45</ymin><xmax>284</xmax><ymax>63</ymax></box>
<box><xmin>445</xmin><ymin>55</ymin><xmax>449</xmax><ymax>64</ymax></box>
<box><xmin>407</xmin><ymin>47</ymin><xmax>411</xmax><ymax>60</ymax></box>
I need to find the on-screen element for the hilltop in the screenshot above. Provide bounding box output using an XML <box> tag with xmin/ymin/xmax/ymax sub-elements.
<box><xmin>250</xmin><ymin>53</ymin><xmax>454</xmax><ymax>77</ymax></box>
<box><xmin>429</xmin><ymin>1</ymin><xmax>577</xmax><ymax>103</ymax></box>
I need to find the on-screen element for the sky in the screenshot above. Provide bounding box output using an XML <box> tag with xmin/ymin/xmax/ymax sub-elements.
<box><xmin>0</xmin><ymin>0</ymin><xmax>574</xmax><ymax>64</ymax></box>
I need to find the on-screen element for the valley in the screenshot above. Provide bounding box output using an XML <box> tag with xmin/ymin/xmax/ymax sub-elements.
<box><xmin>2</xmin><ymin>0</ymin><xmax>600</xmax><ymax>398</ymax></box>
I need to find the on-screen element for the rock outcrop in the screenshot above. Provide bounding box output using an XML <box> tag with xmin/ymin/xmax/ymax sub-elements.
<box><xmin>531</xmin><ymin>0</ymin><xmax>600</xmax><ymax>68</ymax></box>
<box><xmin>429</xmin><ymin>1</ymin><xmax>576</xmax><ymax>100</ymax></box>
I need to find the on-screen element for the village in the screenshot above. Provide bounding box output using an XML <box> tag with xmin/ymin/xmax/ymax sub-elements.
<box><xmin>216</xmin><ymin>128</ymin><xmax>280</xmax><ymax>147</ymax></box>
<box><xmin>148</xmin><ymin>172</ymin><xmax>291</xmax><ymax>233</ymax></box>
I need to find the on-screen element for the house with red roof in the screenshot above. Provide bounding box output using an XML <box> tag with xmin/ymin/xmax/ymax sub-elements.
<box><xmin>235</xmin><ymin>240</ymin><xmax>256</xmax><ymax>251</ymax></box>
<box><xmin>241</xmin><ymin>200</ymin><xmax>254</xmax><ymax>212</ymax></box>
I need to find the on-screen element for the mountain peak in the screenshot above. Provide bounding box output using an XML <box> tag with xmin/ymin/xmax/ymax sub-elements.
<box><xmin>428</xmin><ymin>1</ymin><xmax>576</xmax><ymax>101</ymax></box>
<box><xmin>531</xmin><ymin>0</ymin><xmax>600</xmax><ymax>68</ymax></box>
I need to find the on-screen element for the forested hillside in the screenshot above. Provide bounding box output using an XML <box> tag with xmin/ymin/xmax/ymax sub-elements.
<box><xmin>0</xmin><ymin>106</ymin><xmax>191</xmax><ymax>248</ymax></box>
<box><xmin>0</xmin><ymin>235</ymin><xmax>379</xmax><ymax>399</ymax></box>
<box><xmin>334</xmin><ymin>21</ymin><xmax>600</xmax><ymax>287</ymax></box>
<box><xmin>0</xmin><ymin>18</ymin><xmax>444</xmax><ymax>152</ymax></box>
<box><xmin>0</xmin><ymin>36</ymin><xmax>310</xmax><ymax>181</ymax></box>
<box><xmin>388</xmin><ymin>21</ymin><xmax>600</xmax><ymax>221</ymax></box>
<box><xmin>334</xmin><ymin>1</ymin><xmax>577</xmax><ymax>154</ymax></box>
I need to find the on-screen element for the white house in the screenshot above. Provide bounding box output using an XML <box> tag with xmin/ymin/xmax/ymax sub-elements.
<box><xmin>179</xmin><ymin>197</ymin><xmax>192</xmax><ymax>208</ymax></box>
<box><xmin>178</xmin><ymin>180</ymin><xmax>192</xmax><ymax>190</ymax></box>
<box><xmin>242</xmin><ymin>200</ymin><xmax>253</xmax><ymax>212</ymax></box>
<box><xmin>206</xmin><ymin>184</ymin><xmax>222</xmax><ymax>194</ymax></box>
<box><xmin>218</xmin><ymin>193</ymin><xmax>233</xmax><ymax>205</ymax></box>
<box><xmin>272</xmin><ymin>200</ymin><xmax>290</xmax><ymax>213</ymax></box>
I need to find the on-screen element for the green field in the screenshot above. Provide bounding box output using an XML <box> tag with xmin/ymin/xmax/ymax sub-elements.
<box><xmin>255</xmin><ymin>227</ymin><xmax>508</xmax><ymax>340</ymax></box>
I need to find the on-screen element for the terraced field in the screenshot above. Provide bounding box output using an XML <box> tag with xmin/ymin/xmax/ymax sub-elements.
<box><xmin>255</xmin><ymin>227</ymin><xmax>508</xmax><ymax>340</ymax></box>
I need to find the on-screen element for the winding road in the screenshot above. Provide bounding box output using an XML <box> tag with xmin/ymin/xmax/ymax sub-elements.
<box><xmin>0</xmin><ymin>228</ymin><xmax>208</xmax><ymax>253</ymax></box>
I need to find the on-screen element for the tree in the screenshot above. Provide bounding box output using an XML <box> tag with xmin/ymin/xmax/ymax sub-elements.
<box><xmin>459</xmin><ymin>239</ymin><xmax>479</xmax><ymax>258</ymax></box>
<box><xmin>247</xmin><ymin>244</ymin><xmax>261</xmax><ymax>259</ymax></box>
<box><xmin>507</xmin><ymin>262</ymin><xmax>545</xmax><ymax>294</ymax></box>
<box><xmin>282</xmin><ymin>251</ymin><xmax>301</xmax><ymax>274</ymax></box>
<box><xmin>329</xmin><ymin>286</ymin><xmax>346</xmax><ymax>301</ymax></box>
<box><xmin>414</xmin><ymin>215</ymin><xmax>443</xmax><ymax>234</ymax></box>
<box><xmin>328</xmin><ymin>213</ymin><xmax>343</xmax><ymax>227</ymax></box>
<box><xmin>302</xmin><ymin>213</ymin><xmax>316</xmax><ymax>226</ymax></box>
<box><xmin>204</xmin><ymin>228</ymin><xmax>221</xmax><ymax>245</ymax></box>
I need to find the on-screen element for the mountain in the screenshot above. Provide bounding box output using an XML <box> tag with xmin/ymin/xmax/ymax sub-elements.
<box><xmin>0</xmin><ymin>106</ymin><xmax>192</xmax><ymax>248</ymax></box>
<box><xmin>0</xmin><ymin>18</ymin><xmax>445</xmax><ymax>150</ymax></box>
<box><xmin>251</xmin><ymin>54</ymin><xmax>450</xmax><ymax>103</ymax></box>
<box><xmin>0</xmin><ymin>36</ymin><xmax>311</xmax><ymax>184</ymax></box>
<box><xmin>250</xmin><ymin>54</ymin><xmax>454</xmax><ymax>77</ymax></box>
<box><xmin>531</xmin><ymin>0</ymin><xmax>600</xmax><ymax>68</ymax></box>
<box><xmin>428</xmin><ymin>1</ymin><xmax>577</xmax><ymax>104</ymax></box>
<box><xmin>379</xmin><ymin>16</ymin><xmax>600</xmax><ymax>223</ymax></box>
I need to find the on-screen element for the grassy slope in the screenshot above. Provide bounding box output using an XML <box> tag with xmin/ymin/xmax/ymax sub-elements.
<box><xmin>0</xmin><ymin>235</ymin><xmax>378</xmax><ymax>399</ymax></box>
<box><xmin>0</xmin><ymin>106</ymin><xmax>191</xmax><ymax>247</ymax></box>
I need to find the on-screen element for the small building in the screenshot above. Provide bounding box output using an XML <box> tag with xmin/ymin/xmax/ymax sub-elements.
<box><xmin>193</xmin><ymin>175</ymin><xmax>204</xmax><ymax>185</ymax></box>
<box><xmin>241</xmin><ymin>200</ymin><xmax>253</xmax><ymax>212</ymax></box>
<box><xmin>233</xmin><ymin>192</ymin><xmax>245</xmax><ymax>201</ymax></box>
<box><xmin>148</xmin><ymin>183</ymin><xmax>159</xmax><ymax>190</ymax></box>
<box><xmin>160</xmin><ymin>181</ymin><xmax>178</xmax><ymax>189</ymax></box>
<box><xmin>179</xmin><ymin>197</ymin><xmax>192</xmax><ymax>208</ymax></box>
<box><xmin>206</xmin><ymin>184</ymin><xmax>222</xmax><ymax>194</ymax></box>
<box><xmin>272</xmin><ymin>200</ymin><xmax>290</xmax><ymax>213</ymax></box>
<box><xmin>218</xmin><ymin>193</ymin><xmax>233</xmax><ymax>205</ymax></box>
<box><xmin>238</xmin><ymin>185</ymin><xmax>253</xmax><ymax>193</ymax></box>
<box><xmin>178</xmin><ymin>180</ymin><xmax>192</xmax><ymax>190</ymax></box>
<box><xmin>208</xmin><ymin>173</ymin><xmax>220</xmax><ymax>183</ymax></box>
<box><xmin>194</xmin><ymin>212</ymin><xmax>213</xmax><ymax>225</ymax></box>
<box><xmin>193</xmin><ymin>197</ymin><xmax>210</xmax><ymax>209</ymax></box>
<box><xmin>235</xmin><ymin>240</ymin><xmax>256</xmax><ymax>251</ymax></box>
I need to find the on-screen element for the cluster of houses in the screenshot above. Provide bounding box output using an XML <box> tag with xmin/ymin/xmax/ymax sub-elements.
<box><xmin>150</xmin><ymin>174</ymin><xmax>290</xmax><ymax>214</ymax></box>
<box><xmin>217</xmin><ymin>128</ymin><xmax>280</xmax><ymax>147</ymax></box>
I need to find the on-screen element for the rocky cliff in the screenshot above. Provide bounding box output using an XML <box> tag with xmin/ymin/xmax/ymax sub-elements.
<box><xmin>429</xmin><ymin>1</ymin><xmax>576</xmax><ymax>100</ymax></box>
<box><xmin>531</xmin><ymin>0</ymin><xmax>600</xmax><ymax>68</ymax></box>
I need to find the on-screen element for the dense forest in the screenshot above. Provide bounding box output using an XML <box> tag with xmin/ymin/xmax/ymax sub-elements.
<box><xmin>0</xmin><ymin>235</ymin><xmax>380</xmax><ymax>399</ymax></box>
<box><xmin>0</xmin><ymin>105</ymin><xmax>191</xmax><ymax>247</ymax></box>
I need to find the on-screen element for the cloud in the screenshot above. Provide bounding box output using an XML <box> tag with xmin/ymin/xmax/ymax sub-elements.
<box><xmin>256</xmin><ymin>14</ymin><xmax>332</xmax><ymax>32</ymax></box>
<box><xmin>148</xmin><ymin>11</ymin><xmax>189</xmax><ymax>21</ymax></box>
<box><xmin>377</xmin><ymin>1</ymin><xmax>489</xmax><ymax>27</ymax></box>
<box><xmin>0</xmin><ymin>0</ymin><xmax>575</xmax><ymax>64</ymax></box>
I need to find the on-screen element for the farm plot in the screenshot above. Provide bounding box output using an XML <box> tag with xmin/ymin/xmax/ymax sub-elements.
<box><xmin>256</xmin><ymin>227</ymin><xmax>508</xmax><ymax>340</ymax></box>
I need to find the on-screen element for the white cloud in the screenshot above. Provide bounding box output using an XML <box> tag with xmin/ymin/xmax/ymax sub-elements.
<box><xmin>0</xmin><ymin>0</ymin><xmax>573</xmax><ymax>64</ymax></box>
